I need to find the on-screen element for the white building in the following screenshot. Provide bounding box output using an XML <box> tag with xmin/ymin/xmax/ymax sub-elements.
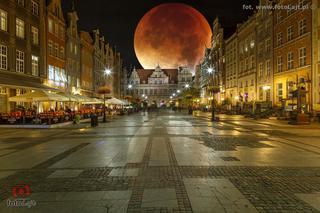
<box><xmin>126</xmin><ymin>65</ymin><xmax>192</xmax><ymax>105</ymax></box>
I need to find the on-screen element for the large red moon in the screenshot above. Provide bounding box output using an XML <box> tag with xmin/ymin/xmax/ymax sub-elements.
<box><xmin>134</xmin><ymin>3</ymin><xmax>212</xmax><ymax>69</ymax></box>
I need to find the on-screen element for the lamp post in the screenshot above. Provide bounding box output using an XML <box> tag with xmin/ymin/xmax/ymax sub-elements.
<box><xmin>99</xmin><ymin>68</ymin><xmax>112</xmax><ymax>123</ymax></box>
<box><xmin>207</xmin><ymin>67</ymin><xmax>217</xmax><ymax>121</ymax></box>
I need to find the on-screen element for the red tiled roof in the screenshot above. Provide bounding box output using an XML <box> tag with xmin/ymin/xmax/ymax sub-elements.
<box><xmin>136</xmin><ymin>69</ymin><xmax>178</xmax><ymax>84</ymax></box>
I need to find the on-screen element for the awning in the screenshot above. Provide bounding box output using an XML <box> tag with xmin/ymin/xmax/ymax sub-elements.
<box><xmin>82</xmin><ymin>97</ymin><xmax>103</xmax><ymax>104</ymax></box>
<box><xmin>0</xmin><ymin>71</ymin><xmax>57</xmax><ymax>91</ymax></box>
<box><xmin>9</xmin><ymin>90</ymin><xmax>69</xmax><ymax>102</ymax></box>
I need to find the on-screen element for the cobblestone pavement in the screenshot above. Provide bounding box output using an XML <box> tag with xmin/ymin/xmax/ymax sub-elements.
<box><xmin>0</xmin><ymin>110</ymin><xmax>320</xmax><ymax>212</ymax></box>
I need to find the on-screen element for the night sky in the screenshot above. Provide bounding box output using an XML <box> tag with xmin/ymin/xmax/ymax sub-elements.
<box><xmin>61</xmin><ymin>0</ymin><xmax>259</xmax><ymax>69</ymax></box>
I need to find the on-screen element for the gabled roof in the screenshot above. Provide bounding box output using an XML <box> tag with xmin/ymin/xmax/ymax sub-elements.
<box><xmin>136</xmin><ymin>69</ymin><xmax>178</xmax><ymax>84</ymax></box>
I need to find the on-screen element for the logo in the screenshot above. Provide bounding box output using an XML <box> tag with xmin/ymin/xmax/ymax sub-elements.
<box><xmin>12</xmin><ymin>184</ymin><xmax>31</xmax><ymax>198</ymax></box>
<box><xmin>6</xmin><ymin>184</ymin><xmax>36</xmax><ymax>208</ymax></box>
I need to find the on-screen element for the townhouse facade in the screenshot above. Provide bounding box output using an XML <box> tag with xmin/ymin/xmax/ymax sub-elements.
<box><xmin>0</xmin><ymin>0</ymin><xmax>46</xmax><ymax>112</ymax></box>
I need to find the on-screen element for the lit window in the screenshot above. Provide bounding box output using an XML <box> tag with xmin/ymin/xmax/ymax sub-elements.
<box><xmin>48</xmin><ymin>19</ymin><xmax>53</xmax><ymax>33</ymax></box>
<box><xmin>16</xmin><ymin>18</ymin><xmax>25</xmax><ymax>38</ymax></box>
<box><xmin>31</xmin><ymin>26</ymin><xmax>39</xmax><ymax>45</ymax></box>
<box><xmin>48</xmin><ymin>65</ymin><xmax>54</xmax><ymax>80</ymax></box>
<box><xmin>299</xmin><ymin>47</ymin><xmax>307</xmax><ymax>67</ymax></box>
<box><xmin>277</xmin><ymin>83</ymin><xmax>283</xmax><ymax>101</ymax></box>
<box><xmin>31</xmin><ymin>55</ymin><xmax>39</xmax><ymax>76</ymax></box>
<box><xmin>277</xmin><ymin>56</ymin><xmax>283</xmax><ymax>72</ymax></box>
<box><xmin>0</xmin><ymin>9</ymin><xmax>7</xmax><ymax>31</ymax></box>
<box><xmin>31</xmin><ymin>1</ymin><xmax>39</xmax><ymax>16</ymax></box>
<box><xmin>0</xmin><ymin>45</ymin><xmax>7</xmax><ymax>70</ymax></box>
<box><xmin>287</xmin><ymin>52</ymin><xmax>293</xmax><ymax>70</ymax></box>
<box><xmin>266</xmin><ymin>60</ymin><xmax>271</xmax><ymax>76</ymax></box>
<box><xmin>299</xmin><ymin>19</ymin><xmax>307</xmax><ymax>36</ymax></box>
<box><xmin>48</xmin><ymin>40</ymin><xmax>53</xmax><ymax>56</ymax></box>
<box><xmin>250</xmin><ymin>40</ymin><xmax>255</xmax><ymax>48</ymax></box>
<box><xmin>259</xmin><ymin>63</ymin><xmax>263</xmax><ymax>77</ymax></box>
<box><xmin>54</xmin><ymin>23</ymin><xmax>58</xmax><ymax>36</ymax></box>
<box><xmin>16</xmin><ymin>50</ymin><xmax>24</xmax><ymax>73</ymax></box>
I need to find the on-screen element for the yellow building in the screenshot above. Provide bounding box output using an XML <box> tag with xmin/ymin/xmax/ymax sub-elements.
<box><xmin>273</xmin><ymin>0</ymin><xmax>312</xmax><ymax>112</ymax></box>
<box><xmin>312</xmin><ymin>0</ymin><xmax>320</xmax><ymax>111</ymax></box>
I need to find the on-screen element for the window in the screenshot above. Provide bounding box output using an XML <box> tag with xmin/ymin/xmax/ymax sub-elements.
<box><xmin>250</xmin><ymin>56</ymin><xmax>255</xmax><ymax>69</ymax></box>
<box><xmin>31</xmin><ymin>55</ymin><xmax>39</xmax><ymax>76</ymax></box>
<box><xmin>0</xmin><ymin>9</ymin><xmax>7</xmax><ymax>31</ymax></box>
<box><xmin>259</xmin><ymin>63</ymin><xmax>263</xmax><ymax>77</ymax></box>
<box><xmin>299</xmin><ymin>19</ymin><xmax>307</xmax><ymax>36</ymax></box>
<box><xmin>48</xmin><ymin>65</ymin><xmax>54</xmax><ymax>80</ymax></box>
<box><xmin>265</xmin><ymin>39</ymin><xmax>271</xmax><ymax>52</ymax></box>
<box><xmin>0</xmin><ymin>45</ymin><xmax>7</xmax><ymax>70</ymax></box>
<box><xmin>277</xmin><ymin>83</ymin><xmax>283</xmax><ymax>101</ymax></box>
<box><xmin>31</xmin><ymin>26</ymin><xmax>39</xmax><ymax>45</ymax></box>
<box><xmin>277</xmin><ymin>56</ymin><xmax>283</xmax><ymax>72</ymax></box>
<box><xmin>299</xmin><ymin>0</ymin><xmax>307</xmax><ymax>7</ymax></box>
<box><xmin>259</xmin><ymin>87</ymin><xmax>263</xmax><ymax>100</ymax></box>
<box><xmin>54</xmin><ymin>23</ymin><xmax>58</xmax><ymax>36</ymax></box>
<box><xmin>48</xmin><ymin>40</ymin><xmax>53</xmax><ymax>56</ymax></box>
<box><xmin>299</xmin><ymin>47</ymin><xmax>307</xmax><ymax>67</ymax></box>
<box><xmin>287</xmin><ymin>26</ymin><xmax>293</xmax><ymax>41</ymax></box>
<box><xmin>60</xmin><ymin>47</ymin><xmax>65</xmax><ymax>59</ymax></box>
<box><xmin>0</xmin><ymin>87</ymin><xmax>6</xmax><ymax>94</ymax></box>
<box><xmin>16</xmin><ymin>0</ymin><xmax>24</xmax><ymax>7</ymax></box>
<box><xmin>48</xmin><ymin>19</ymin><xmax>53</xmax><ymax>33</ymax></box>
<box><xmin>287</xmin><ymin>52</ymin><xmax>293</xmax><ymax>70</ymax></box>
<box><xmin>31</xmin><ymin>1</ymin><xmax>39</xmax><ymax>16</ymax></box>
<box><xmin>16</xmin><ymin>50</ymin><xmax>24</xmax><ymax>73</ymax></box>
<box><xmin>266</xmin><ymin>60</ymin><xmax>271</xmax><ymax>76</ymax></box>
<box><xmin>16</xmin><ymin>18</ymin><xmax>25</xmax><ymax>38</ymax></box>
<box><xmin>54</xmin><ymin>43</ymin><xmax>58</xmax><ymax>57</ymax></box>
<box><xmin>287</xmin><ymin>8</ymin><xmax>294</xmax><ymax>16</ymax></box>
<box><xmin>277</xmin><ymin>33</ymin><xmax>282</xmax><ymax>46</ymax></box>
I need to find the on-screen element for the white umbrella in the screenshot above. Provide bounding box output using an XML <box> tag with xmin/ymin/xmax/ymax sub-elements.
<box><xmin>9</xmin><ymin>90</ymin><xmax>69</xmax><ymax>102</ymax></box>
<box><xmin>106</xmin><ymin>98</ymin><xmax>125</xmax><ymax>105</ymax></box>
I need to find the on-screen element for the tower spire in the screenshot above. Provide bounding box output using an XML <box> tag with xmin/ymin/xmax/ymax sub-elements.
<box><xmin>72</xmin><ymin>0</ymin><xmax>76</xmax><ymax>11</ymax></box>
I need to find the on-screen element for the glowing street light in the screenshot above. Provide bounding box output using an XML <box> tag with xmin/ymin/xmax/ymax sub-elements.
<box><xmin>185</xmin><ymin>84</ymin><xmax>190</xmax><ymax>88</ymax></box>
<box><xmin>104</xmin><ymin>68</ymin><xmax>112</xmax><ymax>76</ymax></box>
<box><xmin>207</xmin><ymin>67</ymin><xmax>213</xmax><ymax>74</ymax></box>
<box><xmin>128</xmin><ymin>84</ymin><xmax>132</xmax><ymax>89</ymax></box>
<box><xmin>177</xmin><ymin>90</ymin><xmax>181</xmax><ymax>93</ymax></box>
<box><xmin>173</xmin><ymin>93</ymin><xmax>176</xmax><ymax>97</ymax></box>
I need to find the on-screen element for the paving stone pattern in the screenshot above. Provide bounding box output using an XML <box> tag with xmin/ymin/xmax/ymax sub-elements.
<box><xmin>0</xmin><ymin>111</ymin><xmax>319</xmax><ymax>212</ymax></box>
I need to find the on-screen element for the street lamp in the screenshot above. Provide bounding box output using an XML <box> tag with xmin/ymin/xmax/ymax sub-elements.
<box><xmin>207</xmin><ymin>67</ymin><xmax>217</xmax><ymax>122</ymax></box>
<box><xmin>128</xmin><ymin>84</ymin><xmax>132</xmax><ymax>89</ymax></box>
<box><xmin>104</xmin><ymin>68</ymin><xmax>112</xmax><ymax>76</ymax></box>
<box><xmin>185</xmin><ymin>84</ymin><xmax>190</xmax><ymax>88</ymax></box>
<box><xmin>101</xmin><ymin>68</ymin><xmax>112</xmax><ymax>123</ymax></box>
<box><xmin>177</xmin><ymin>90</ymin><xmax>181</xmax><ymax>94</ymax></box>
<box><xmin>173</xmin><ymin>93</ymin><xmax>176</xmax><ymax>97</ymax></box>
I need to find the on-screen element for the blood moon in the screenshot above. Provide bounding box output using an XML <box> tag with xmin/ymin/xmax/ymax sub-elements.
<box><xmin>134</xmin><ymin>3</ymin><xmax>212</xmax><ymax>69</ymax></box>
